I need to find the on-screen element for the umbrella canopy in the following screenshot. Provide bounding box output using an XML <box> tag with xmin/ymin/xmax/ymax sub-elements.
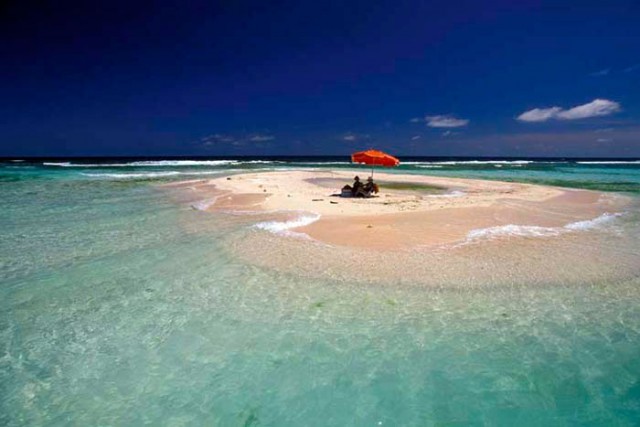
<box><xmin>351</xmin><ymin>149</ymin><xmax>400</xmax><ymax>167</ymax></box>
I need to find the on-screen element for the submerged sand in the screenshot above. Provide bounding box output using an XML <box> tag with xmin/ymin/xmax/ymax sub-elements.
<box><xmin>165</xmin><ymin>170</ymin><xmax>638</xmax><ymax>286</ymax></box>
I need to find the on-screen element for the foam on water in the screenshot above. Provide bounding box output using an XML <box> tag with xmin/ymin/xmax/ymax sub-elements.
<box><xmin>577</xmin><ymin>161</ymin><xmax>640</xmax><ymax>164</ymax></box>
<box><xmin>428</xmin><ymin>160</ymin><xmax>534</xmax><ymax>165</ymax></box>
<box><xmin>128</xmin><ymin>160</ymin><xmax>238</xmax><ymax>166</ymax></box>
<box><xmin>466</xmin><ymin>212</ymin><xmax>624</xmax><ymax>242</ymax></box>
<box><xmin>43</xmin><ymin>159</ymin><xmax>288</xmax><ymax>168</ymax></box>
<box><xmin>300</xmin><ymin>161</ymin><xmax>351</xmax><ymax>165</ymax></box>
<box><xmin>466</xmin><ymin>224</ymin><xmax>562</xmax><ymax>241</ymax></box>
<box><xmin>253</xmin><ymin>212</ymin><xmax>321</xmax><ymax>239</ymax></box>
<box><xmin>191</xmin><ymin>197</ymin><xmax>221</xmax><ymax>211</ymax></box>
<box><xmin>240</xmin><ymin>160</ymin><xmax>285</xmax><ymax>164</ymax></box>
<box><xmin>428</xmin><ymin>190</ymin><xmax>465</xmax><ymax>198</ymax></box>
<box><xmin>81</xmin><ymin>171</ymin><xmax>224</xmax><ymax>179</ymax></box>
<box><xmin>564</xmin><ymin>212</ymin><xmax>623</xmax><ymax>230</ymax></box>
<box><xmin>44</xmin><ymin>160</ymin><xmax>240</xmax><ymax>167</ymax></box>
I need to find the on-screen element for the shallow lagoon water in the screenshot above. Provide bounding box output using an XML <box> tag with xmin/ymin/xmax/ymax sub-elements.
<box><xmin>2</xmin><ymin>159</ymin><xmax>640</xmax><ymax>425</ymax></box>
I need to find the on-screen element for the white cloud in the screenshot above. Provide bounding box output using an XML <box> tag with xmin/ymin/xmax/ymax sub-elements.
<box><xmin>517</xmin><ymin>99</ymin><xmax>620</xmax><ymax>123</ymax></box>
<box><xmin>425</xmin><ymin>115</ymin><xmax>469</xmax><ymax>128</ymax></box>
<box><xmin>556</xmin><ymin>99</ymin><xmax>620</xmax><ymax>120</ymax></box>
<box><xmin>198</xmin><ymin>132</ymin><xmax>274</xmax><ymax>146</ymax></box>
<box><xmin>200</xmin><ymin>134</ymin><xmax>236</xmax><ymax>145</ymax></box>
<box><xmin>517</xmin><ymin>107</ymin><xmax>563</xmax><ymax>122</ymax></box>
<box><xmin>343</xmin><ymin>133</ymin><xmax>370</xmax><ymax>141</ymax></box>
<box><xmin>624</xmin><ymin>63</ymin><xmax>640</xmax><ymax>73</ymax></box>
<box><xmin>249</xmin><ymin>134</ymin><xmax>275</xmax><ymax>142</ymax></box>
<box><xmin>596</xmin><ymin>138</ymin><xmax>613</xmax><ymax>143</ymax></box>
<box><xmin>410</xmin><ymin>117</ymin><xmax>423</xmax><ymax>123</ymax></box>
<box><xmin>590</xmin><ymin>68</ymin><xmax>610</xmax><ymax>77</ymax></box>
<box><xmin>411</xmin><ymin>135</ymin><xmax>421</xmax><ymax>140</ymax></box>
<box><xmin>441</xmin><ymin>130</ymin><xmax>462</xmax><ymax>137</ymax></box>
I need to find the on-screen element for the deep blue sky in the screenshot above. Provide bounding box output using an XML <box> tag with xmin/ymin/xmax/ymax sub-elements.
<box><xmin>2</xmin><ymin>0</ymin><xmax>639</xmax><ymax>157</ymax></box>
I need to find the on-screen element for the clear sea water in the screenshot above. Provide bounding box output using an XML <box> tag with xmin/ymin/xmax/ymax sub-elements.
<box><xmin>2</xmin><ymin>157</ymin><xmax>640</xmax><ymax>426</ymax></box>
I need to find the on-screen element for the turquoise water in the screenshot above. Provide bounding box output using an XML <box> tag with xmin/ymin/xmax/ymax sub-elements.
<box><xmin>2</xmin><ymin>159</ymin><xmax>640</xmax><ymax>425</ymax></box>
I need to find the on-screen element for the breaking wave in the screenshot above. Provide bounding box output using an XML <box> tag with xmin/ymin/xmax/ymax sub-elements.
<box><xmin>403</xmin><ymin>160</ymin><xmax>534</xmax><ymax>166</ymax></box>
<box><xmin>191</xmin><ymin>197</ymin><xmax>220</xmax><ymax>211</ymax></box>
<box><xmin>81</xmin><ymin>171</ymin><xmax>224</xmax><ymax>179</ymax></box>
<box><xmin>253</xmin><ymin>212</ymin><xmax>321</xmax><ymax>239</ymax></box>
<box><xmin>466</xmin><ymin>212</ymin><xmax>624</xmax><ymax>242</ymax></box>
<box><xmin>466</xmin><ymin>225</ymin><xmax>562</xmax><ymax>241</ymax></box>
<box><xmin>563</xmin><ymin>212</ymin><xmax>623</xmax><ymax>230</ymax></box>
<box><xmin>576</xmin><ymin>161</ymin><xmax>640</xmax><ymax>165</ymax></box>
<box><xmin>44</xmin><ymin>160</ymin><xmax>240</xmax><ymax>167</ymax></box>
<box><xmin>435</xmin><ymin>160</ymin><xmax>534</xmax><ymax>165</ymax></box>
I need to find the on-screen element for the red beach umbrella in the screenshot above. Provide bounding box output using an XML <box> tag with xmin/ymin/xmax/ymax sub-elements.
<box><xmin>351</xmin><ymin>149</ymin><xmax>400</xmax><ymax>177</ymax></box>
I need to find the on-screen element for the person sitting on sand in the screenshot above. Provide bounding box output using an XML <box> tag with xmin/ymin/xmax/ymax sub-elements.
<box><xmin>342</xmin><ymin>176</ymin><xmax>363</xmax><ymax>196</ymax></box>
<box><xmin>363</xmin><ymin>177</ymin><xmax>379</xmax><ymax>195</ymax></box>
<box><xmin>353</xmin><ymin>176</ymin><xmax>379</xmax><ymax>198</ymax></box>
<box><xmin>354</xmin><ymin>177</ymin><xmax>375</xmax><ymax>198</ymax></box>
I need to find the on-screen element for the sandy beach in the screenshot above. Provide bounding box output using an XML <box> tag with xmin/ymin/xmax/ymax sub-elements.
<box><xmin>175</xmin><ymin>170</ymin><xmax>627</xmax><ymax>250</ymax></box>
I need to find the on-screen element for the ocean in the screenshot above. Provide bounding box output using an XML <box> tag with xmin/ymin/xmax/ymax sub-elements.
<box><xmin>2</xmin><ymin>157</ymin><xmax>640</xmax><ymax>425</ymax></box>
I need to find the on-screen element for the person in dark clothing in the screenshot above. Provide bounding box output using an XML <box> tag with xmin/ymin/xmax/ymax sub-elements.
<box><xmin>356</xmin><ymin>176</ymin><xmax>379</xmax><ymax>197</ymax></box>
<box><xmin>342</xmin><ymin>176</ymin><xmax>363</xmax><ymax>196</ymax></box>
<box><xmin>363</xmin><ymin>176</ymin><xmax>375</xmax><ymax>193</ymax></box>
<box><xmin>351</xmin><ymin>176</ymin><xmax>363</xmax><ymax>195</ymax></box>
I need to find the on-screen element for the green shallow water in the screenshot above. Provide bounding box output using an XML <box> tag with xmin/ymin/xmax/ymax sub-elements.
<box><xmin>2</xmin><ymin>161</ymin><xmax>640</xmax><ymax>426</ymax></box>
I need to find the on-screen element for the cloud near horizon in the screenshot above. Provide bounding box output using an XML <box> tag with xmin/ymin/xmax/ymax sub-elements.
<box><xmin>200</xmin><ymin>134</ymin><xmax>235</xmax><ymax>145</ymax></box>
<box><xmin>589</xmin><ymin>68</ymin><xmax>610</xmax><ymax>77</ymax></box>
<box><xmin>411</xmin><ymin>115</ymin><xmax>469</xmax><ymax>127</ymax></box>
<box><xmin>424</xmin><ymin>115</ymin><xmax>469</xmax><ymax>128</ymax></box>
<box><xmin>199</xmin><ymin>133</ymin><xmax>275</xmax><ymax>146</ymax></box>
<box><xmin>342</xmin><ymin>133</ymin><xmax>371</xmax><ymax>142</ymax></box>
<box><xmin>517</xmin><ymin>99</ymin><xmax>621</xmax><ymax>122</ymax></box>
<box><xmin>249</xmin><ymin>134</ymin><xmax>275</xmax><ymax>142</ymax></box>
<box><xmin>624</xmin><ymin>63</ymin><xmax>640</xmax><ymax>73</ymax></box>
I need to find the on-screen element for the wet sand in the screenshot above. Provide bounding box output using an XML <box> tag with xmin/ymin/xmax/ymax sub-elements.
<box><xmin>171</xmin><ymin>170</ymin><xmax>627</xmax><ymax>249</ymax></box>
<box><xmin>163</xmin><ymin>170</ymin><xmax>638</xmax><ymax>286</ymax></box>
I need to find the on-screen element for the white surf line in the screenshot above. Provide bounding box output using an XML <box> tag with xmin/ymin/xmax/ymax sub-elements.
<box><xmin>82</xmin><ymin>171</ymin><xmax>181</xmax><ymax>178</ymax></box>
<box><xmin>563</xmin><ymin>212</ymin><xmax>623</xmax><ymax>230</ymax></box>
<box><xmin>427</xmin><ymin>190</ymin><xmax>465</xmax><ymax>198</ymax></box>
<box><xmin>403</xmin><ymin>160</ymin><xmax>535</xmax><ymax>165</ymax></box>
<box><xmin>577</xmin><ymin>161</ymin><xmax>640</xmax><ymax>165</ymax></box>
<box><xmin>191</xmin><ymin>196</ymin><xmax>222</xmax><ymax>211</ymax></box>
<box><xmin>45</xmin><ymin>160</ymin><xmax>241</xmax><ymax>167</ymax></box>
<box><xmin>252</xmin><ymin>211</ymin><xmax>321</xmax><ymax>240</ymax></box>
<box><xmin>463</xmin><ymin>212</ymin><xmax>624</xmax><ymax>244</ymax></box>
<box><xmin>81</xmin><ymin>171</ymin><xmax>225</xmax><ymax>179</ymax></box>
